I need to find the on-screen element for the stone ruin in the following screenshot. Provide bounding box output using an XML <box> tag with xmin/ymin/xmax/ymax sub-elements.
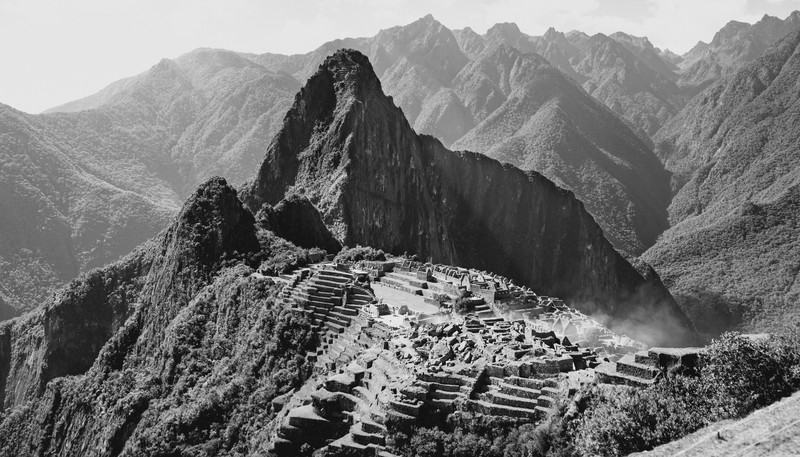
<box><xmin>262</xmin><ymin>257</ymin><xmax>700</xmax><ymax>456</ymax></box>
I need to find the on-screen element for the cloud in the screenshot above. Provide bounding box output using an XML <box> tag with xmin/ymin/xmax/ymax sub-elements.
<box><xmin>592</xmin><ymin>0</ymin><xmax>658</xmax><ymax>20</ymax></box>
<box><xmin>745</xmin><ymin>0</ymin><xmax>800</xmax><ymax>15</ymax></box>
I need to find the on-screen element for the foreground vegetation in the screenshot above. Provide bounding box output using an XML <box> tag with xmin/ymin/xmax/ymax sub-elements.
<box><xmin>388</xmin><ymin>327</ymin><xmax>800</xmax><ymax>457</ymax></box>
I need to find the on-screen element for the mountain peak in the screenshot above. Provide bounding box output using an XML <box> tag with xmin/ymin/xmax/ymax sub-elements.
<box><xmin>486</xmin><ymin>22</ymin><xmax>523</xmax><ymax>40</ymax></box>
<box><xmin>319</xmin><ymin>48</ymin><xmax>376</xmax><ymax>82</ymax></box>
<box><xmin>544</xmin><ymin>26</ymin><xmax>566</xmax><ymax>41</ymax></box>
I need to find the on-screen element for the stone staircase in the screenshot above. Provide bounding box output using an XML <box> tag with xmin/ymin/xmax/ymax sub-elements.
<box><xmin>377</xmin><ymin>271</ymin><xmax>427</xmax><ymax>296</ymax></box>
<box><xmin>595</xmin><ymin>348</ymin><xmax>701</xmax><ymax>386</ymax></box>
<box><xmin>471</xmin><ymin>374</ymin><xmax>559</xmax><ymax>420</ymax></box>
<box><xmin>279</xmin><ymin>266</ymin><xmax>378</xmax><ymax>372</ymax></box>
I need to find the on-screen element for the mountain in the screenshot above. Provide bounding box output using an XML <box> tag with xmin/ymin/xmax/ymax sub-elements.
<box><xmin>644</xmin><ymin>27</ymin><xmax>800</xmax><ymax>338</ymax></box>
<box><xmin>450</xmin><ymin>43</ymin><xmax>672</xmax><ymax>254</ymax></box>
<box><xmin>573</xmin><ymin>33</ymin><xmax>683</xmax><ymax>138</ymax></box>
<box><xmin>46</xmin><ymin>48</ymin><xmax>301</xmax><ymax>194</ymax></box>
<box><xmin>471</xmin><ymin>23</ymin><xmax>684</xmax><ymax>140</ymax></box>
<box><xmin>0</xmin><ymin>176</ymin><xmax>319</xmax><ymax>455</ymax></box>
<box><xmin>242</xmin><ymin>17</ymin><xmax>675</xmax><ymax>255</ymax></box>
<box><xmin>609</xmin><ymin>32</ymin><xmax>680</xmax><ymax>80</ymax></box>
<box><xmin>0</xmin><ymin>103</ymin><xmax>178</xmax><ymax>317</ymax></box>
<box><xmin>43</xmin><ymin>16</ymin><xmax>684</xmax><ymax>257</ymax></box>
<box><xmin>0</xmin><ymin>49</ymin><xmax>301</xmax><ymax>316</ymax></box>
<box><xmin>242</xmin><ymin>49</ymin><xmax>695</xmax><ymax>346</ymax></box>
<box><xmin>678</xmin><ymin>11</ymin><xmax>800</xmax><ymax>89</ymax></box>
<box><xmin>0</xmin><ymin>52</ymin><xmax>697</xmax><ymax>454</ymax></box>
<box><xmin>21</xmin><ymin>12</ymin><xmax>794</xmax><ymax>323</ymax></box>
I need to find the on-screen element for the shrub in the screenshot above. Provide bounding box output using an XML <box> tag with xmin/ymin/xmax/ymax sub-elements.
<box><xmin>333</xmin><ymin>245</ymin><xmax>386</xmax><ymax>262</ymax></box>
<box><xmin>570</xmin><ymin>331</ymin><xmax>800</xmax><ymax>456</ymax></box>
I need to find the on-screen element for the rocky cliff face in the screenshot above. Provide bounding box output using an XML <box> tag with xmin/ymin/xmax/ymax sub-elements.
<box><xmin>644</xmin><ymin>27</ymin><xmax>800</xmax><ymax>337</ymax></box>
<box><xmin>0</xmin><ymin>177</ymin><xmax>316</xmax><ymax>455</ymax></box>
<box><xmin>244</xmin><ymin>50</ymin><xmax>695</xmax><ymax>346</ymax></box>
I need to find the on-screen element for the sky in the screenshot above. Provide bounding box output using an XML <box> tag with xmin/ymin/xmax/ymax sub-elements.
<box><xmin>1</xmin><ymin>0</ymin><xmax>799</xmax><ymax>114</ymax></box>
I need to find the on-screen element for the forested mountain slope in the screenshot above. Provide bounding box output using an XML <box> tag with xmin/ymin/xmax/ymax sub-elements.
<box><xmin>644</xmin><ymin>27</ymin><xmax>800</xmax><ymax>337</ymax></box>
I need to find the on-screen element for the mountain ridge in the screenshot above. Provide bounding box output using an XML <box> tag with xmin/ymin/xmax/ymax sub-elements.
<box><xmin>644</xmin><ymin>26</ymin><xmax>800</xmax><ymax>337</ymax></box>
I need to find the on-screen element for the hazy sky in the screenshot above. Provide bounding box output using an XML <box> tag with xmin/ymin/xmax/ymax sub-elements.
<box><xmin>1</xmin><ymin>0</ymin><xmax>799</xmax><ymax>113</ymax></box>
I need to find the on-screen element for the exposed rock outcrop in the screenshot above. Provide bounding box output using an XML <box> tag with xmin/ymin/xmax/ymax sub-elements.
<box><xmin>243</xmin><ymin>49</ymin><xmax>696</xmax><ymax>346</ymax></box>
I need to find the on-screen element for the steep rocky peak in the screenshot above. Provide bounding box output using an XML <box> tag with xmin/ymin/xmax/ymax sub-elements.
<box><xmin>419</xmin><ymin>13</ymin><xmax>436</xmax><ymax>24</ymax></box>
<box><xmin>610</xmin><ymin>31</ymin><xmax>656</xmax><ymax>50</ymax></box>
<box><xmin>170</xmin><ymin>176</ymin><xmax>259</xmax><ymax>269</ymax></box>
<box><xmin>543</xmin><ymin>27</ymin><xmax>567</xmax><ymax>42</ymax></box>
<box><xmin>306</xmin><ymin>49</ymin><xmax>385</xmax><ymax>107</ymax></box>
<box><xmin>565</xmin><ymin>30</ymin><xmax>590</xmax><ymax>41</ymax></box>
<box><xmin>688</xmin><ymin>40</ymin><xmax>708</xmax><ymax>52</ymax></box>
<box><xmin>711</xmin><ymin>20</ymin><xmax>751</xmax><ymax>45</ymax></box>
<box><xmin>242</xmin><ymin>49</ymin><xmax>391</xmax><ymax>210</ymax></box>
<box><xmin>486</xmin><ymin>22</ymin><xmax>525</xmax><ymax>43</ymax></box>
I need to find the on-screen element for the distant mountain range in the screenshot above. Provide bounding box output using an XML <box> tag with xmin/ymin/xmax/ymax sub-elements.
<box><xmin>644</xmin><ymin>25</ymin><xmax>800</xmax><ymax>338</ymax></box>
<box><xmin>0</xmin><ymin>50</ymin><xmax>300</xmax><ymax>316</ymax></box>
<box><xmin>1</xmin><ymin>11</ymin><xmax>798</xmax><ymax>343</ymax></box>
<box><xmin>678</xmin><ymin>11</ymin><xmax>800</xmax><ymax>89</ymax></box>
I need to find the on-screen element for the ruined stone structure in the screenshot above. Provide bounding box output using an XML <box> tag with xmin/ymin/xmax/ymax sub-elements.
<box><xmin>264</xmin><ymin>259</ymin><xmax>655</xmax><ymax>456</ymax></box>
<box><xmin>595</xmin><ymin>347</ymin><xmax>704</xmax><ymax>386</ymax></box>
<box><xmin>261</xmin><ymin>257</ymin><xmax>700</xmax><ymax>455</ymax></box>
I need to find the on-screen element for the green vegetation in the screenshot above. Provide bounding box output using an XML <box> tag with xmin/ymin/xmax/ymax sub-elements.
<box><xmin>389</xmin><ymin>330</ymin><xmax>800</xmax><ymax>457</ymax></box>
<box><xmin>121</xmin><ymin>266</ymin><xmax>318</xmax><ymax>456</ymax></box>
<box><xmin>388</xmin><ymin>410</ymin><xmax>561</xmax><ymax>457</ymax></box>
<box><xmin>333</xmin><ymin>245</ymin><xmax>386</xmax><ymax>262</ymax></box>
<box><xmin>255</xmin><ymin>229</ymin><xmax>327</xmax><ymax>275</ymax></box>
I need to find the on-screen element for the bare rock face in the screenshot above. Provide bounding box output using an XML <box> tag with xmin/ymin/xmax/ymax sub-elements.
<box><xmin>244</xmin><ymin>49</ymin><xmax>696</xmax><ymax>346</ymax></box>
<box><xmin>256</xmin><ymin>193</ymin><xmax>342</xmax><ymax>253</ymax></box>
